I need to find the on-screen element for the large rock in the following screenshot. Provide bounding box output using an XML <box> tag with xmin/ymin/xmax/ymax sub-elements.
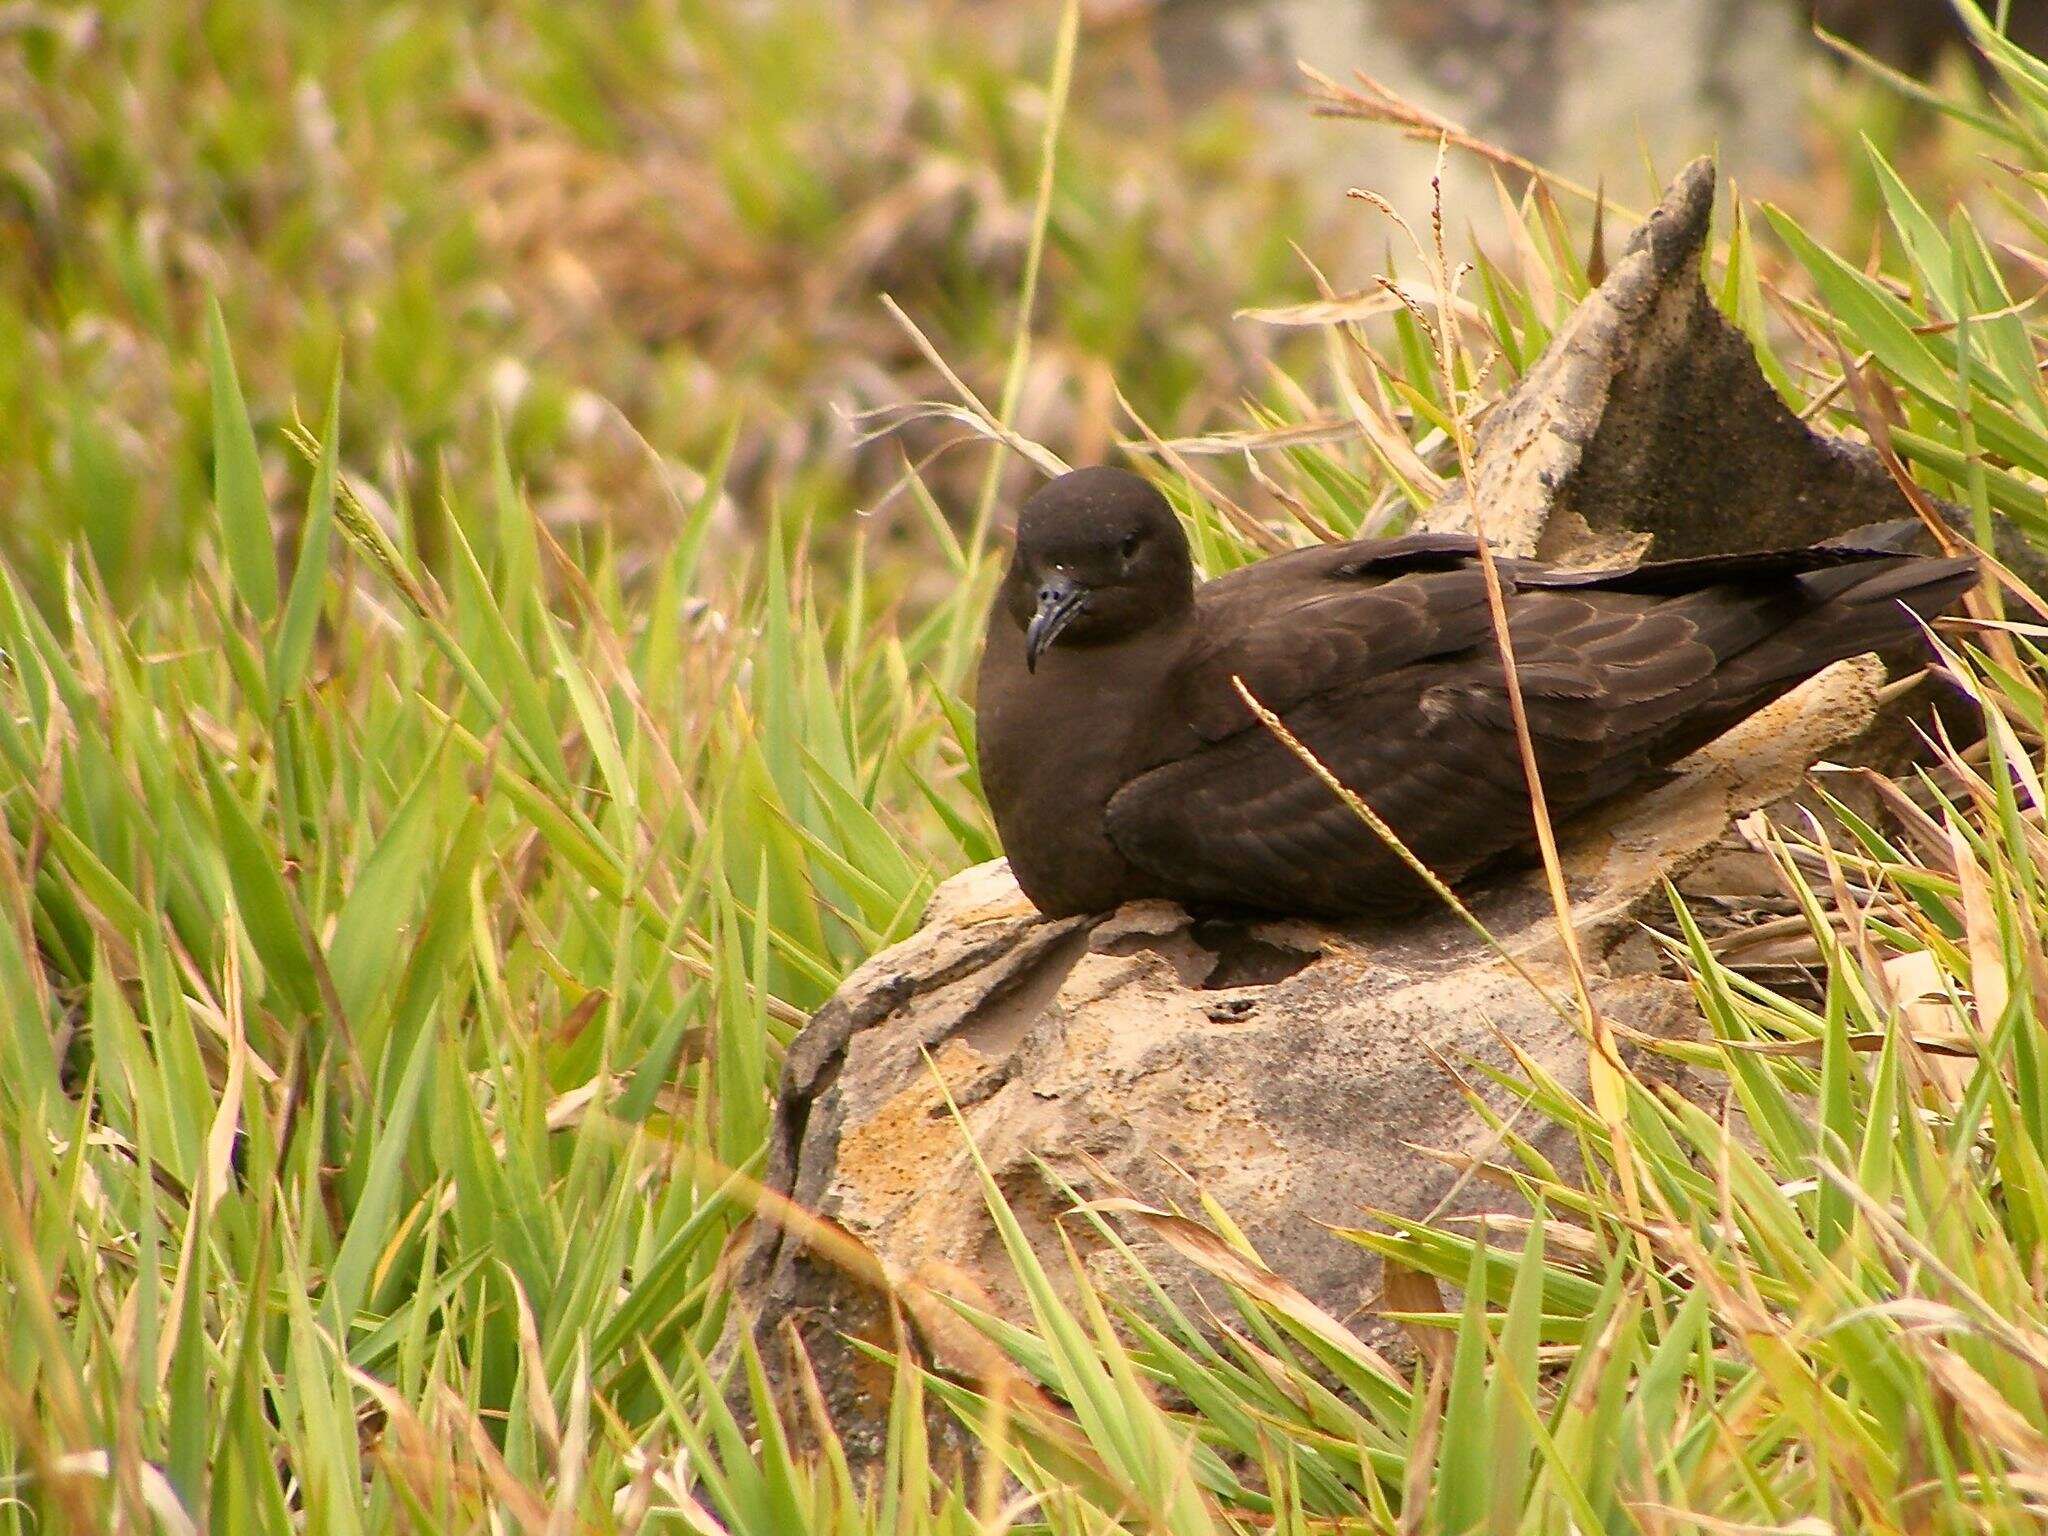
<box><xmin>717</xmin><ymin>159</ymin><xmax>1955</xmax><ymax>1454</ymax></box>
<box><xmin>1423</xmin><ymin>157</ymin><xmax>1928</xmax><ymax>561</ymax></box>
<box><xmin>727</xmin><ymin>656</ymin><xmax>1884</xmax><ymax>1452</ymax></box>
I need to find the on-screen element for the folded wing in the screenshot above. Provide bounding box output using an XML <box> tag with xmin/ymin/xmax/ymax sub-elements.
<box><xmin>1106</xmin><ymin>539</ymin><xmax>1972</xmax><ymax>916</ymax></box>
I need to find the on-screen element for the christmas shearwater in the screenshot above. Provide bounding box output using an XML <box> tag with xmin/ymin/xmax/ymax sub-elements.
<box><xmin>975</xmin><ymin>466</ymin><xmax>1973</xmax><ymax>919</ymax></box>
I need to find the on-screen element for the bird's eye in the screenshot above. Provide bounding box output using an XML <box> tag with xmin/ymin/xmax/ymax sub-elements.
<box><xmin>1120</xmin><ymin>532</ymin><xmax>1142</xmax><ymax>559</ymax></box>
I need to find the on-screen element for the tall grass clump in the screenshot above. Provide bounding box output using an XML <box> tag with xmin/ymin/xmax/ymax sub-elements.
<box><xmin>0</xmin><ymin>326</ymin><xmax>1005</xmax><ymax>1529</ymax></box>
<box><xmin>9</xmin><ymin>1</ymin><xmax>2048</xmax><ymax>1531</ymax></box>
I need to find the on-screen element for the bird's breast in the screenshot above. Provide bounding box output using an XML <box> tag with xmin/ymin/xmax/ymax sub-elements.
<box><xmin>977</xmin><ymin>625</ymin><xmax>1188</xmax><ymax>916</ymax></box>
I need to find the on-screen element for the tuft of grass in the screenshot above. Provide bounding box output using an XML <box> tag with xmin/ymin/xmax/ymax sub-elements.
<box><xmin>0</xmin><ymin>318</ymin><xmax>1012</xmax><ymax>1525</ymax></box>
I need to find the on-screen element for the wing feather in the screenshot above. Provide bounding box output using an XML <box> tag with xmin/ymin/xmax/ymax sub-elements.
<box><xmin>1109</xmin><ymin>576</ymin><xmax>1745</xmax><ymax>914</ymax></box>
<box><xmin>1100</xmin><ymin>535</ymin><xmax>1967</xmax><ymax>916</ymax></box>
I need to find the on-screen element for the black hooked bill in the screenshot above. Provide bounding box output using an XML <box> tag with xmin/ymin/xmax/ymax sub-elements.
<box><xmin>1024</xmin><ymin>572</ymin><xmax>1086</xmax><ymax>672</ymax></box>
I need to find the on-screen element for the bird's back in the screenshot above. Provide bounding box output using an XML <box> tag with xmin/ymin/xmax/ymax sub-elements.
<box><xmin>1099</xmin><ymin>532</ymin><xmax>1974</xmax><ymax>917</ymax></box>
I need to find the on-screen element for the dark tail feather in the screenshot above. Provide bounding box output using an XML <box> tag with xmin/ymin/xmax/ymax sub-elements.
<box><xmin>1756</xmin><ymin>552</ymin><xmax>1976</xmax><ymax>685</ymax></box>
<box><xmin>1655</xmin><ymin>551</ymin><xmax>1975</xmax><ymax>764</ymax></box>
<box><xmin>1795</xmin><ymin>550</ymin><xmax>1975</xmax><ymax>617</ymax></box>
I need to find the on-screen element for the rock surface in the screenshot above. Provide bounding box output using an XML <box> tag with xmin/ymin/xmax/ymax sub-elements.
<box><xmin>717</xmin><ymin>159</ymin><xmax>1955</xmax><ymax>1452</ymax></box>
<box><xmin>727</xmin><ymin>655</ymin><xmax>1885</xmax><ymax>1446</ymax></box>
<box><xmin>1422</xmin><ymin>158</ymin><xmax>1923</xmax><ymax>562</ymax></box>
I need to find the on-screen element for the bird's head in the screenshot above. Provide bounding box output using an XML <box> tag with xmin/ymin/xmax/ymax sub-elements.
<box><xmin>1003</xmin><ymin>467</ymin><xmax>1194</xmax><ymax>672</ymax></box>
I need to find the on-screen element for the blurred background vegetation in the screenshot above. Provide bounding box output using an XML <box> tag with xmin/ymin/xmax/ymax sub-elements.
<box><xmin>11</xmin><ymin>1</ymin><xmax>2048</xmax><ymax>1531</ymax></box>
<box><xmin>0</xmin><ymin>0</ymin><xmax>2025</xmax><ymax>605</ymax></box>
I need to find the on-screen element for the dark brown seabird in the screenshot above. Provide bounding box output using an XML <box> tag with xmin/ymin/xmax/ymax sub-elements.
<box><xmin>976</xmin><ymin>466</ymin><xmax>1976</xmax><ymax>919</ymax></box>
